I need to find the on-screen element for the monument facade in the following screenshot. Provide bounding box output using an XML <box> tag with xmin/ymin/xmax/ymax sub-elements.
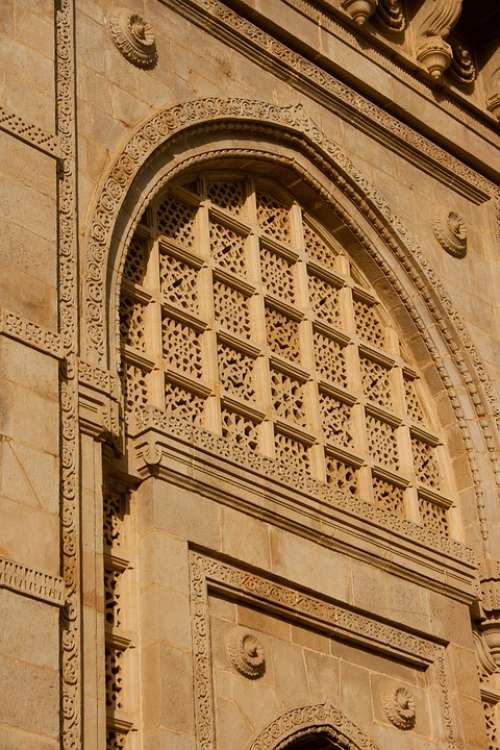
<box><xmin>0</xmin><ymin>1</ymin><xmax>499</xmax><ymax>748</ymax></box>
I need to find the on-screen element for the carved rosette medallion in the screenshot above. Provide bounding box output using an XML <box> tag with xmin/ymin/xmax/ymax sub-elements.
<box><xmin>225</xmin><ymin>628</ymin><xmax>266</xmax><ymax>679</ymax></box>
<box><xmin>108</xmin><ymin>9</ymin><xmax>157</xmax><ymax>68</ymax></box>
<box><xmin>433</xmin><ymin>211</ymin><xmax>467</xmax><ymax>257</ymax></box>
<box><xmin>383</xmin><ymin>687</ymin><xmax>416</xmax><ymax>730</ymax></box>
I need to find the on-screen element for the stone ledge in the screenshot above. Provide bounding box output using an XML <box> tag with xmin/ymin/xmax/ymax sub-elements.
<box><xmin>0</xmin><ymin>555</ymin><xmax>65</xmax><ymax>607</ymax></box>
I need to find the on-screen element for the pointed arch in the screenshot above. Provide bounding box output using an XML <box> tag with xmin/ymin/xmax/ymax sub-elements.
<box><xmin>82</xmin><ymin>97</ymin><xmax>499</xmax><ymax>552</ymax></box>
<box><xmin>247</xmin><ymin>703</ymin><xmax>380</xmax><ymax>750</ymax></box>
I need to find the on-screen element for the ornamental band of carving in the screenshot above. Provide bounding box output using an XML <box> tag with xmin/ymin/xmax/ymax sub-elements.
<box><xmin>0</xmin><ymin>556</ymin><xmax>65</xmax><ymax>607</ymax></box>
<box><xmin>0</xmin><ymin>309</ymin><xmax>64</xmax><ymax>359</ymax></box>
<box><xmin>0</xmin><ymin>105</ymin><xmax>61</xmax><ymax>158</ymax></box>
<box><xmin>189</xmin><ymin>551</ymin><xmax>453</xmax><ymax>749</ymax></box>
<box><xmin>248</xmin><ymin>704</ymin><xmax>380</xmax><ymax>750</ymax></box>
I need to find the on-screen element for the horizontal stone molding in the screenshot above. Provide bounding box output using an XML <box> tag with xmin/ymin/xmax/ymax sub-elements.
<box><xmin>132</xmin><ymin>409</ymin><xmax>476</xmax><ymax>568</ymax></box>
<box><xmin>78</xmin><ymin>359</ymin><xmax>120</xmax><ymax>397</ymax></box>
<box><xmin>0</xmin><ymin>555</ymin><xmax>65</xmax><ymax>607</ymax></box>
<box><xmin>190</xmin><ymin>550</ymin><xmax>455</xmax><ymax>749</ymax></box>
<box><xmin>0</xmin><ymin>308</ymin><xmax>64</xmax><ymax>359</ymax></box>
<box><xmin>164</xmin><ymin>0</ymin><xmax>494</xmax><ymax>204</ymax></box>
<box><xmin>0</xmin><ymin>105</ymin><xmax>61</xmax><ymax>158</ymax></box>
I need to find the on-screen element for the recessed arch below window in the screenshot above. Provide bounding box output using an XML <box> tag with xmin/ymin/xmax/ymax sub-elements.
<box><xmin>118</xmin><ymin>165</ymin><xmax>458</xmax><ymax>539</ymax></box>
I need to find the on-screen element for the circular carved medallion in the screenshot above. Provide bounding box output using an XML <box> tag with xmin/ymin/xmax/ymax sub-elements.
<box><xmin>433</xmin><ymin>210</ymin><xmax>467</xmax><ymax>257</ymax></box>
<box><xmin>108</xmin><ymin>9</ymin><xmax>157</xmax><ymax>69</ymax></box>
<box><xmin>225</xmin><ymin>628</ymin><xmax>266</xmax><ymax>679</ymax></box>
<box><xmin>383</xmin><ymin>686</ymin><xmax>416</xmax><ymax>730</ymax></box>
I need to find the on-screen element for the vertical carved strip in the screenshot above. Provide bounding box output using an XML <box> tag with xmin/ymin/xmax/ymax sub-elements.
<box><xmin>56</xmin><ymin>0</ymin><xmax>80</xmax><ymax>747</ymax></box>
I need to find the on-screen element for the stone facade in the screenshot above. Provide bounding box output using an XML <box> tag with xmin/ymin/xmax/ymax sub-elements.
<box><xmin>0</xmin><ymin>1</ymin><xmax>499</xmax><ymax>748</ymax></box>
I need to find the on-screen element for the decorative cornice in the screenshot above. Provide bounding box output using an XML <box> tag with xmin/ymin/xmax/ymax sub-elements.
<box><xmin>0</xmin><ymin>308</ymin><xmax>64</xmax><ymax>359</ymax></box>
<box><xmin>165</xmin><ymin>0</ymin><xmax>494</xmax><ymax>200</ymax></box>
<box><xmin>0</xmin><ymin>555</ymin><xmax>65</xmax><ymax>607</ymax></box>
<box><xmin>0</xmin><ymin>105</ymin><xmax>61</xmax><ymax>159</ymax></box>
<box><xmin>132</xmin><ymin>408</ymin><xmax>476</xmax><ymax>567</ymax></box>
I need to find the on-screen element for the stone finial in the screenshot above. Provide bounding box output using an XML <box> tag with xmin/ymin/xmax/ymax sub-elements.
<box><xmin>341</xmin><ymin>0</ymin><xmax>378</xmax><ymax>26</ymax></box>
<box><xmin>416</xmin><ymin>0</ymin><xmax>463</xmax><ymax>81</ymax></box>
<box><xmin>225</xmin><ymin>629</ymin><xmax>266</xmax><ymax>679</ymax></box>
<box><xmin>432</xmin><ymin>210</ymin><xmax>467</xmax><ymax>257</ymax></box>
<box><xmin>383</xmin><ymin>687</ymin><xmax>416</xmax><ymax>729</ymax></box>
<box><xmin>108</xmin><ymin>9</ymin><xmax>157</xmax><ymax>69</ymax></box>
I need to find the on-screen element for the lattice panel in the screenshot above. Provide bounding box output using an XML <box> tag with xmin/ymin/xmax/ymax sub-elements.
<box><xmin>260</xmin><ymin>246</ymin><xmax>295</xmax><ymax>301</ymax></box>
<box><xmin>123</xmin><ymin>362</ymin><xmax>149</xmax><ymax>413</ymax></box>
<box><xmin>156</xmin><ymin>194</ymin><xmax>196</xmax><ymax>249</ymax></box>
<box><xmin>353</xmin><ymin>297</ymin><xmax>385</xmax><ymax>348</ymax></box>
<box><xmin>360</xmin><ymin>355</ymin><xmax>392</xmax><ymax>410</ymax></box>
<box><xmin>308</xmin><ymin>273</ymin><xmax>342</xmax><ymax>328</ymax></box>
<box><xmin>123</xmin><ymin>233</ymin><xmax>149</xmax><ymax>285</ymax></box>
<box><xmin>372</xmin><ymin>475</ymin><xmax>404</xmax><ymax>516</ymax></box>
<box><xmin>119</xmin><ymin>295</ymin><xmax>147</xmax><ymax>352</ymax></box>
<box><xmin>483</xmin><ymin>700</ymin><xmax>499</xmax><ymax>750</ymax></box>
<box><xmin>313</xmin><ymin>330</ymin><xmax>348</xmax><ymax>388</ymax></box>
<box><xmin>103</xmin><ymin>491</ymin><xmax>126</xmax><ymax>553</ymax></box>
<box><xmin>303</xmin><ymin>221</ymin><xmax>336</xmax><ymax>267</ymax></box>
<box><xmin>319</xmin><ymin>391</ymin><xmax>353</xmax><ymax>448</ymax></box>
<box><xmin>221</xmin><ymin>407</ymin><xmax>259</xmax><ymax>452</ymax></box>
<box><xmin>218</xmin><ymin>343</ymin><xmax>255</xmax><ymax>401</ymax></box>
<box><xmin>159</xmin><ymin>252</ymin><xmax>199</xmax><ymax>312</ymax></box>
<box><xmin>325</xmin><ymin>455</ymin><xmax>358</xmax><ymax>496</ymax></box>
<box><xmin>213</xmin><ymin>280</ymin><xmax>252</xmax><ymax>339</ymax></box>
<box><xmin>270</xmin><ymin>369</ymin><xmax>307</xmax><ymax>426</ymax></box>
<box><xmin>162</xmin><ymin>317</ymin><xmax>203</xmax><ymax>380</ymax></box>
<box><xmin>419</xmin><ymin>497</ymin><xmax>449</xmax><ymax>535</ymax></box>
<box><xmin>366</xmin><ymin>413</ymin><xmax>399</xmax><ymax>470</ymax></box>
<box><xmin>210</xmin><ymin>221</ymin><xmax>247</xmax><ymax>277</ymax></box>
<box><xmin>412</xmin><ymin>437</ymin><xmax>441</xmax><ymax>490</ymax></box>
<box><xmin>105</xmin><ymin>645</ymin><xmax>125</xmax><ymax>712</ymax></box>
<box><xmin>256</xmin><ymin>190</ymin><xmax>291</xmax><ymax>244</ymax></box>
<box><xmin>207</xmin><ymin>179</ymin><xmax>245</xmax><ymax>215</ymax></box>
<box><xmin>274</xmin><ymin>430</ymin><xmax>309</xmax><ymax>472</ymax></box>
<box><xmin>104</xmin><ymin>567</ymin><xmax>124</xmax><ymax>629</ymax></box>
<box><xmin>164</xmin><ymin>380</ymin><xmax>206</xmax><ymax>426</ymax></box>
<box><xmin>106</xmin><ymin>728</ymin><xmax>128</xmax><ymax>750</ymax></box>
<box><xmin>265</xmin><ymin>306</ymin><xmax>301</xmax><ymax>363</ymax></box>
<box><xmin>404</xmin><ymin>376</ymin><xmax>426</xmax><ymax>424</ymax></box>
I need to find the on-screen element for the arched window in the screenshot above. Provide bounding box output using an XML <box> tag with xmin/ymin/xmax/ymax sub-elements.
<box><xmin>119</xmin><ymin>171</ymin><xmax>455</xmax><ymax>536</ymax></box>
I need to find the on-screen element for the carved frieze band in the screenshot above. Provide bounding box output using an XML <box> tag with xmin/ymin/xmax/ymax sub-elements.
<box><xmin>190</xmin><ymin>551</ymin><xmax>453</xmax><ymax>749</ymax></box>
<box><xmin>0</xmin><ymin>105</ymin><xmax>61</xmax><ymax>158</ymax></box>
<box><xmin>0</xmin><ymin>308</ymin><xmax>64</xmax><ymax>359</ymax></box>
<box><xmin>133</xmin><ymin>409</ymin><xmax>476</xmax><ymax>566</ymax></box>
<box><xmin>164</xmin><ymin>0</ymin><xmax>493</xmax><ymax>202</ymax></box>
<box><xmin>0</xmin><ymin>555</ymin><xmax>65</xmax><ymax>607</ymax></box>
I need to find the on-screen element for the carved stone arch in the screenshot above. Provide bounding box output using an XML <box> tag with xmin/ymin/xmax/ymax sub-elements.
<box><xmin>247</xmin><ymin>703</ymin><xmax>380</xmax><ymax>750</ymax></box>
<box><xmin>82</xmin><ymin>96</ymin><xmax>499</xmax><ymax>551</ymax></box>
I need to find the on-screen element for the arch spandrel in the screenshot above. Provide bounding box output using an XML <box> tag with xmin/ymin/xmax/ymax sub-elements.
<box><xmin>82</xmin><ymin>96</ymin><xmax>499</xmax><ymax>557</ymax></box>
<box><xmin>246</xmin><ymin>703</ymin><xmax>380</xmax><ymax>750</ymax></box>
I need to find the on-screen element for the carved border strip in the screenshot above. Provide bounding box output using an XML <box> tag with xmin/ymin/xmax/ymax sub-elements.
<box><xmin>0</xmin><ymin>105</ymin><xmax>61</xmax><ymax>158</ymax></box>
<box><xmin>0</xmin><ymin>555</ymin><xmax>65</xmax><ymax>607</ymax></box>
<box><xmin>163</xmin><ymin>0</ymin><xmax>495</xmax><ymax>203</ymax></box>
<box><xmin>55</xmin><ymin>0</ymin><xmax>81</xmax><ymax>747</ymax></box>
<box><xmin>189</xmin><ymin>550</ymin><xmax>455</xmax><ymax>749</ymax></box>
<box><xmin>134</xmin><ymin>408</ymin><xmax>476</xmax><ymax>567</ymax></box>
<box><xmin>281</xmin><ymin>0</ymin><xmax>496</xmax><ymax>140</ymax></box>
<box><xmin>78</xmin><ymin>359</ymin><xmax>120</xmax><ymax>397</ymax></box>
<box><xmin>0</xmin><ymin>308</ymin><xmax>64</xmax><ymax>359</ymax></box>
